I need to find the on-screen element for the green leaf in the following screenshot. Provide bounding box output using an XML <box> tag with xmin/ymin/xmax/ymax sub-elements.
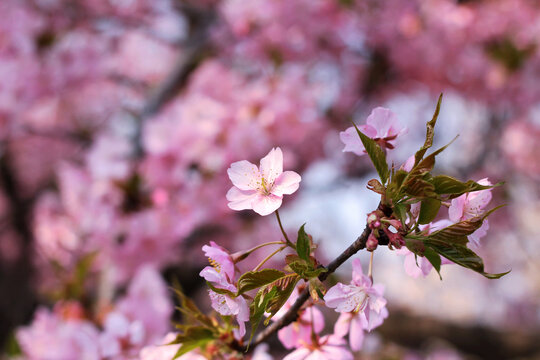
<box><xmin>288</xmin><ymin>260</ymin><xmax>311</xmax><ymax>277</ymax></box>
<box><xmin>296</xmin><ymin>224</ymin><xmax>310</xmax><ymax>262</ymax></box>
<box><xmin>248</xmin><ymin>287</ymin><xmax>278</xmax><ymax>347</ymax></box>
<box><xmin>206</xmin><ymin>282</ymin><xmax>236</xmax><ymax>297</ymax></box>
<box><xmin>423</xmin><ymin>247</ymin><xmax>442</xmax><ymax>279</ymax></box>
<box><xmin>414</xmin><ymin>93</ymin><xmax>443</xmax><ymax>165</ymax></box>
<box><xmin>172</xmin><ymin>327</ymin><xmax>214</xmax><ymax>359</ymax></box>
<box><xmin>303</xmin><ymin>267</ymin><xmax>328</xmax><ymax>279</ymax></box>
<box><xmin>432</xmin><ymin>175</ymin><xmax>501</xmax><ymax>198</ymax></box>
<box><xmin>237</xmin><ymin>269</ymin><xmax>286</xmax><ymax>295</ymax></box>
<box><xmin>265</xmin><ymin>275</ymin><xmax>300</xmax><ymax>323</ymax></box>
<box><xmin>367</xmin><ymin>179</ymin><xmax>385</xmax><ymax>195</ymax></box>
<box><xmin>352</xmin><ymin>123</ymin><xmax>389</xmax><ymax>184</ymax></box>
<box><xmin>172</xmin><ymin>285</ymin><xmax>214</xmax><ymax>328</ymax></box>
<box><xmin>418</xmin><ymin>198</ymin><xmax>441</xmax><ymax>225</ymax></box>
<box><xmin>424</xmin><ymin>240</ymin><xmax>509</xmax><ymax>279</ymax></box>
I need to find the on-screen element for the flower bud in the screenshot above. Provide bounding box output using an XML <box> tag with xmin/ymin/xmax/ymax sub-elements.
<box><xmin>366</xmin><ymin>233</ymin><xmax>379</xmax><ymax>251</ymax></box>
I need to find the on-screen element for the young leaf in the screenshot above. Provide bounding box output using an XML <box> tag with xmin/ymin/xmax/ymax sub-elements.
<box><xmin>423</xmin><ymin>247</ymin><xmax>442</xmax><ymax>279</ymax></box>
<box><xmin>296</xmin><ymin>224</ymin><xmax>310</xmax><ymax>262</ymax></box>
<box><xmin>248</xmin><ymin>287</ymin><xmax>278</xmax><ymax>346</ymax></box>
<box><xmin>367</xmin><ymin>179</ymin><xmax>385</xmax><ymax>195</ymax></box>
<box><xmin>265</xmin><ymin>275</ymin><xmax>300</xmax><ymax>323</ymax></box>
<box><xmin>431</xmin><ymin>175</ymin><xmax>500</xmax><ymax>197</ymax></box>
<box><xmin>414</xmin><ymin>93</ymin><xmax>443</xmax><ymax>165</ymax></box>
<box><xmin>418</xmin><ymin>198</ymin><xmax>441</xmax><ymax>225</ymax></box>
<box><xmin>424</xmin><ymin>240</ymin><xmax>509</xmax><ymax>279</ymax></box>
<box><xmin>352</xmin><ymin>123</ymin><xmax>389</xmax><ymax>184</ymax></box>
<box><xmin>172</xmin><ymin>327</ymin><xmax>215</xmax><ymax>359</ymax></box>
<box><xmin>172</xmin><ymin>286</ymin><xmax>214</xmax><ymax>328</ymax></box>
<box><xmin>236</xmin><ymin>269</ymin><xmax>285</xmax><ymax>295</ymax></box>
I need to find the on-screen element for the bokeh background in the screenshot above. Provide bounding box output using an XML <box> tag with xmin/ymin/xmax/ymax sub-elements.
<box><xmin>1</xmin><ymin>0</ymin><xmax>539</xmax><ymax>359</ymax></box>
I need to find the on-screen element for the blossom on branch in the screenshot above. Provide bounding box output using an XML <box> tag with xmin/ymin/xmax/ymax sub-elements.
<box><xmin>340</xmin><ymin>107</ymin><xmax>407</xmax><ymax>155</ymax></box>
<box><xmin>324</xmin><ymin>258</ymin><xmax>388</xmax><ymax>351</ymax></box>
<box><xmin>199</xmin><ymin>242</ymin><xmax>249</xmax><ymax>337</ymax></box>
<box><xmin>448</xmin><ymin>178</ymin><xmax>493</xmax><ymax>247</ymax></box>
<box><xmin>226</xmin><ymin>147</ymin><xmax>301</xmax><ymax>216</ymax></box>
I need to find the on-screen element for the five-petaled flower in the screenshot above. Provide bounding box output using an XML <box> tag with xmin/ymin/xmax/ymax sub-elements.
<box><xmin>324</xmin><ymin>258</ymin><xmax>388</xmax><ymax>351</ymax></box>
<box><xmin>226</xmin><ymin>147</ymin><xmax>301</xmax><ymax>216</ymax></box>
<box><xmin>340</xmin><ymin>107</ymin><xmax>407</xmax><ymax>155</ymax></box>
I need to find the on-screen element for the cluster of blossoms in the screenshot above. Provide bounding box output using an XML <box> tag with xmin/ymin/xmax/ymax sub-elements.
<box><xmin>162</xmin><ymin>100</ymin><xmax>505</xmax><ymax>359</ymax></box>
<box><xmin>3</xmin><ymin>0</ymin><xmax>531</xmax><ymax>358</ymax></box>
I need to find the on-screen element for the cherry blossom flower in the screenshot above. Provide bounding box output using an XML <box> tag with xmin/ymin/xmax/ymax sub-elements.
<box><xmin>282</xmin><ymin>335</ymin><xmax>353</xmax><ymax>360</ymax></box>
<box><xmin>226</xmin><ymin>147</ymin><xmax>301</xmax><ymax>216</ymax></box>
<box><xmin>324</xmin><ymin>258</ymin><xmax>388</xmax><ymax>351</ymax></box>
<box><xmin>199</xmin><ymin>241</ymin><xmax>236</xmax><ymax>290</ymax></box>
<box><xmin>397</xmin><ymin>220</ymin><xmax>454</xmax><ymax>278</ymax></box>
<box><xmin>199</xmin><ymin>242</ymin><xmax>249</xmax><ymax>337</ymax></box>
<box><xmin>340</xmin><ymin>107</ymin><xmax>407</xmax><ymax>156</ymax></box>
<box><xmin>273</xmin><ymin>286</ymin><xmax>325</xmax><ymax>349</ymax></box>
<box><xmin>448</xmin><ymin>178</ymin><xmax>493</xmax><ymax>247</ymax></box>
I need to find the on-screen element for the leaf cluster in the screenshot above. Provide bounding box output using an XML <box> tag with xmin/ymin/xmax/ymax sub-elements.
<box><xmin>356</xmin><ymin>94</ymin><xmax>508</xmax><ymax>279</ymax></box>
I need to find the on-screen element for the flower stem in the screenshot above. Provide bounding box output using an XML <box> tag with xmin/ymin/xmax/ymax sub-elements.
<box><xmin>275</xmin><ymin>210</ymin><xmax>294</xmax><ymax>248</ymax></box>
<box><xmin>253</xmin><ymin>246</ymin><xmax>287</xmax><ymax>271</ymax></box>
<box><xmin>232</xmin><ymin>241</ymin><xmax>285</xmax><ymax>263</ymax></box>
<box><xmin>368</xmin><ymin>251</ymin><xmax>374</xmax><ymax>283</ymax></box>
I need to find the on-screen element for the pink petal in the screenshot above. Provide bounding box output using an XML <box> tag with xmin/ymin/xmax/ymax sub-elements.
<box><xmin>226</xmin><ymin>187</ymin><xmax>258</xmax><ymax>211</ymax></box>
<box><xmin>469</xmin><ymin>220</ymin><xmax>489</xmax><ymax>247</ymax></box>
<box><xmin>272</xmin><ymin>171</ymin><xmax>301</xmax><ymax>196</ymax></box>
<box><xmin>283</xmin><ymin>348</ymin><xmax>311</xmax><ymax>360</ymax></box>
<box><xmin>403</xmin><ymin>253</ymin><xmax>424</xmax><ymax>278</ymax></box>
<box><xmin>366</xmin><ymin>107</ymin><xmax>401</xmax><ymax>138</ymax></box>
<box><xmin>333</xmin><ymin>313</ymin><xmax>351</xmax><ymax>338</ymax></box>
<box><xmin>351</xmin><ymin>258</ymin><xmax>364</xmax><ymax>283</ymax></box>
<box><xmin>259</xmin><ymin>148</ymin><xmax>283</xmax><ymax>184</ymax></box>
<box><xmin>251</xmin><ymin>194</ymin><xmax>283</xmax><ymax>216</ymax></box>
<box><xmin>227</xmin><ymin>160</ymin><xmax>261</xmax><ymax>190</ymax></box>
<box><xmin>339</xmin><ymin>127</ymin><xmax>365</xmax><ymax>156</ymax></box>
<box><xmin>448</xmin><ymin>195</ymin><xmax>466</xmax><ymax>222</ymax></box>
<box><xmin>349</xmin><ymin>315</ymin><xmax>365</xmax><ymax>351</ymax></box>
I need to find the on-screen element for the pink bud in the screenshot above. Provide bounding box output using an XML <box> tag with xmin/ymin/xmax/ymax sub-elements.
<box><xmin>366</xmin><ymin>233</ymin><xmax>378</xmax><ymax>251</ymax></box>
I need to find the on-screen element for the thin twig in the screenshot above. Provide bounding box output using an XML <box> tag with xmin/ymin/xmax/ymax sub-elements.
<box><xmin>245</xmin><ymin>224</ymin><xmax>372</xmax><ymax>350</ymax></box>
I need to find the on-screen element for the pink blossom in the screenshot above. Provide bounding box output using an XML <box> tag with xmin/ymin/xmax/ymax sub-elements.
<box><xmin>448</xmin><ymin>178</ymin><xmax>493</xmax><ymax>247</ymax></box>
<box><xmin>16</xmin><ymin>308</ymin><xmax>100</xmax><ymax>360</ymax></box>
<box><xmin>226</xmin><ymin>147</ymin><xmax>301</xmax><ymax>216</ymax></box>
<box><xmin>340</xmin><ymin>107</ymin><xmax>407</xmax><ymax>156</ymax></box>
<box><xmin>397</xmin><ymin>220</ymin><xmax>454</xmax><ymax>278</ymax></box>
<box><xmin>283</xmin><ymin>335</ymin><xmax>353</xmax><ymax>360</ymax></box>
<box><xmin>199</xmin><ymin>242</ymin><xmax>249</xmax><ymax>337</ymax></box>
<box><xmin>273</xmin><ymin>287</ymin><xmax>325</xmax><ymax>349</ymax></box>
<box><xmin>324</xmin><ymin>258</ymin><xmax>388</xmax><ymax>351</ymax></box>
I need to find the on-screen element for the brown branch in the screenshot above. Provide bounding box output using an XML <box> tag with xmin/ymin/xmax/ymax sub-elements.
<box><xmin>246</xmin><ymin>224</ymin><xmax>372</xmax><ymax>350</ymax></box>
<box><xmin>379</xmin><ymin>308</ymin><xmax>540</xmax><ymax>359</ymax></box>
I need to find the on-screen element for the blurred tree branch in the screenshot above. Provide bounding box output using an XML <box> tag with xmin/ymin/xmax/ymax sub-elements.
<box><xmin>379</xmin><ymin>308</ymin><xmax>540</xmax><ymax>360</ymax></box>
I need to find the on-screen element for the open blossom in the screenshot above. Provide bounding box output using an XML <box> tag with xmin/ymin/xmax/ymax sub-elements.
<box><xmin>283</xmin><ymin>335</ymin><xmax>353</xmax><ymax>360</ymax></box>
<box><xmin>199</xmin><ymin>242</ymin><xmax>249</xmax><ymax>337</ymax></box>
<box><xmin>273</xmin><ymin>286</ymin><xmax>325</xmax><ymax>349</ymax></box>
<box><xmin>396</xmin><ymin>220</ymin><xmax>453</xmax><ymax>278</ymax></box>
<box><xmin>324</xmin><ymin>258</ymin><xmax>388</xmax><ymax>351</ymax></box>
<box><xmin>226</xmin><ymin>147</ymin><xmax>301</xmax><ymax>216</ymax></box>
<box><xmin>397</xmin><ymin>220</ymin><xmax>454</xmax><ymax>278</ymax></box>
<box><xmin>448</xmin><ymin>178</ymin><xmax>493</xmax><ymax>247</ymax></box>
<box><xmin>340</xmin><ymin>107</ymin><xmax>407</xmax><ymax>156</ymax></box>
